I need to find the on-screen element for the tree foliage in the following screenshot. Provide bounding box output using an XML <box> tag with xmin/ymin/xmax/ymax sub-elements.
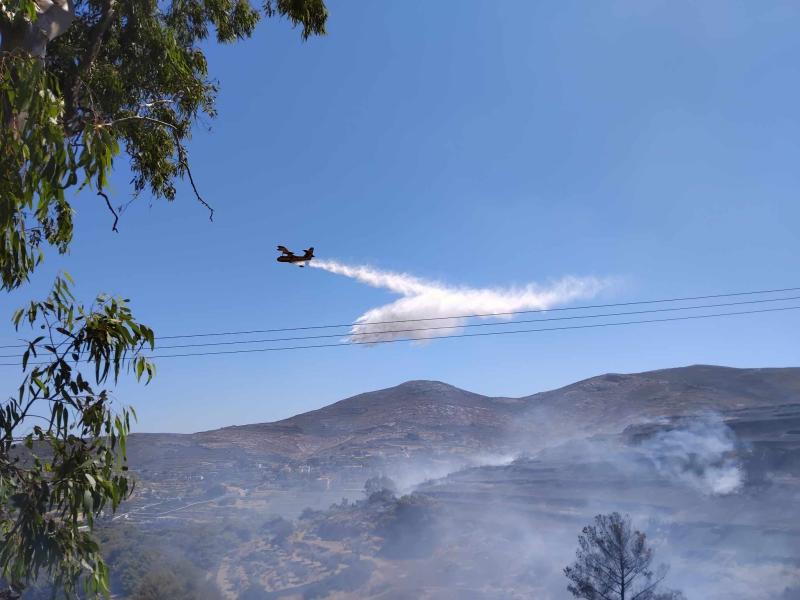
<box><xmin>377</xmin><ymin>494</ymin><xmax>438</xmax><ymax>560</ymax></box>
<box><xmin>363</xmin><ymin>475</ymin><xmax>397</xmax><ymax>497</ymax></box>
<box><xmin>1</xmin><ymin>0</ymin><xmax>327</xmax><ymax>289</ymax></box>
<box><xmin>1</xmin><ymin>275</ymin><xmax>155</xmax><ymax>595</ymax></box>
<box><xmin>564</xmin><ymin>513</ymin><xmax>684</xmax><ymax>600</ymax></box>
<box><xmin>130</xmin><ymin>562</ymin><xmax>223</xmax><ymax>600</ymax></box>
<box><xmin>0</xmin><ymin>0</ymin><xmax>328</xmax><ymax>594</ymax></box>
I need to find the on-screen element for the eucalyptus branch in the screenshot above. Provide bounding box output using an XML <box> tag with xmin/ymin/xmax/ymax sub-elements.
<box><xmin>176</xmin><ymin>137</ymin><xmax>214</xmax><ymax>221</ymax></box>
<box><xmin>99</xmin><ymin>113</ymin><xmax>175</xmax><ymax>129</ymax></box>
<box><xmin>70</xmin><ymin>0</ymin><xmax>116</xmax><ymax>106</ymax></box>
<box><xmin>97</xmin><ymin>190</ymin><xmax>118</xmax><ymax>232</ymax></box>
<box><xmin>9</xmin><ymin>342</ymin><xmax>78</xmax><ymax>441</ymax></box>
<box><xmin>3</xmin><ymin>0</ymin><xmax>329</xmax><ymax>593</ymax></box>
<box><xmin>98</xmin><ymin>113</ymin><xmax>215</xmax><ymax>220</ymax></box>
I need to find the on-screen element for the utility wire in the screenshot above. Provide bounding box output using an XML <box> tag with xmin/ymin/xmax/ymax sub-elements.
<box><xmin>1</xmin><ymin>304</ymin><xmax>797</xmax><ymax>366</ymax></box>
<box><xmin>70</xmin><ymin>294</ymin><xmax>800</xmax><ymax>352</ymax></box>
<box><xmin>154</xmin><ymin>285</ymin><xmax>800</xmax><ymax>340</ymax></box>
<box><xmin>0</xmin><ymin>293</ymin><xmax>797</xmax><ymax>357</ymax></box>
<box><xmin>135</xmin><ymin>305</ymin><xmax>800</xmax><ymax>358</ymax></box>
<box><xmin>0</xmin><ymin>294</ymin><xmax>793</xmax><ymax>359</ymax></box>
<box><xmin>0</xmin><ymin>285</ymin><xmax>797</xmax><ymax>349</ymax></box>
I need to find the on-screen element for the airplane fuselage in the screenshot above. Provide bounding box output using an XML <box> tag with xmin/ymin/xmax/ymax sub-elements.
<box><xmin>276</xmin><ymin>246</ymin><xmax>314</xmax><ymax>267</ymax></box>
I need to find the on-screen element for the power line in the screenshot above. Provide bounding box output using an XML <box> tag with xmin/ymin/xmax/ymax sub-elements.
<box><xmin>80</xmin><ymin>294</ymin><xmax>800</xmax><ymax>352</ymax></box>
<box><xmin>1</xmin><ymin>284</ymin><xmax>797</xmax><ymax>349</ymax></box>
<box><xmin>1</xmin><ymin>293</ymin><xmax>797</xmax><ymax>357</ymax></box>
<box><xmin>133</xmin><ymin>305</ymin><xmax>800</xmax><ymax>358</ymax></box>
<box><xmin>155</xmin><ymin>285</ymin><xmax>800</xmax><ymax>340</ymax></box>
<box><xmin>1</xmin><ymin>304</ymin><xmax>797</xmax><ymax>366</ymax></box>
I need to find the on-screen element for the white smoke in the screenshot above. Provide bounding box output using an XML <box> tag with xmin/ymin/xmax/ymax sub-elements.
<box><xmin>638</xmin><ymin>416</ymin><xmax>744</xmax><ymax>495</ymax></box>
<box><xmin>309</xmin><ymin>259</ymin><xmax>609</xmax><ymax>343</ymax></box>
<box><xmin>388</xmin><ymin>452</ymin><xmax>519</xmax><ymax>494</ymax></box>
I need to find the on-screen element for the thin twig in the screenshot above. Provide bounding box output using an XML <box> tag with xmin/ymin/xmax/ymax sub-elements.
<box><xmin>176</xmin><ymin>140</ymin><xmax>214</xmax><ymax>221</ymax></box>
<box><xmin>99</xmin><ymin>113</ymin><xmax>215</xmax><ymax>220</ymax></box>
<box><xmin>141</xmin><ymin>98</ymin><xmax>177</xmax><ymax>109</ymax></box>
<box><xmin>98</xmin><ymin>190</ymin><xmax>118</xmax><ymax>232</ymax></box>
<box><xmin>99</xmin><ymin>114</ymin><xmax>176</xmax><ymax>130</ymax></box>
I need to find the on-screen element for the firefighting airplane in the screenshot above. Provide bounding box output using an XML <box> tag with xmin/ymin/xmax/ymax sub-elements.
<box><xmin>276</xmin><ymin>245</ymin><xmax>315</xmax><ymax>267</ymax></box>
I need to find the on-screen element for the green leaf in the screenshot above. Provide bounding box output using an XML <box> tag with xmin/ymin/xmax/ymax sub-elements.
<box><xmin>135</xmin><ymin>358</ymin><xmax>144</xmax><ymax>380</ymax></box>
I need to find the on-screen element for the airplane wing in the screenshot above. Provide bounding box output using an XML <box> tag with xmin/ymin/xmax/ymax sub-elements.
<box><xmin>277</xmin><ymin>245</ymin><xmax>292</xmax><ymax>255</ymax></box>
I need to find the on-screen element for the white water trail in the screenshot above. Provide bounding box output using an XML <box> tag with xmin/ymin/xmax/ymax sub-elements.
<box><xmin>309</xmin><ymin>260</ymin><xmax>610</xmax><ymax>342</ymax></box>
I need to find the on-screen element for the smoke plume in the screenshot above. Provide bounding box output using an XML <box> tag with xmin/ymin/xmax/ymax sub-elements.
<box><xmin>638</xmin><ymin>416</ymin><xmax>744</xmax><ymax>495</ymax></box>
<box><xmin>309</xmin><ymin>260</ymin><xmax>609</xmax><ymax>342</ymax></box>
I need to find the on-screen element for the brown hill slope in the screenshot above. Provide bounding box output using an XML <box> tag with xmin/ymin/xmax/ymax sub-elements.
<box><xmin>127</xmin><ymin>365</ymin><xmax>800</xmax><ymax>468</ymax></box>
<box><xmin>516</xmin><ymin>364</ymin><xmax>800</xmax><ymax>440</ymax></box>
<box><xmin>190</xmin><ymin>380</ymin><xmax>523</xmax><ymax>460</ymax></box>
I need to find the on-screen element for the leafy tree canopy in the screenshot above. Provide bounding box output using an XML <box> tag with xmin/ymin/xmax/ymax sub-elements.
<box><xmin>1</xmin><ymin>0</ymin><xmax>327</xmax><ymax>289</ymax></box>
<box><xmin>1</xmin><ymin>276</ymin><xmax>155</xmax><ymax>596</ymax></box>
<box><xmin>0</xmin><ymin>0</ymin><xmax>328</xmax><ymax>595</ymax></box>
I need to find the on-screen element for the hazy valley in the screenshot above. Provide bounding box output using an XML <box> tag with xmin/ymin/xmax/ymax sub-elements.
<box><xmin>25</xmin><ymin>365</ymin><xmax>799</xmax><ymax>599</ymax></box>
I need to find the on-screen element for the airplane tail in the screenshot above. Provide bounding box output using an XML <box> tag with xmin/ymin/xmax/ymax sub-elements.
<box><xmin>303</xmin><ymin>247</ymin><xmax>315</xmax><ymax>259</ymax></box>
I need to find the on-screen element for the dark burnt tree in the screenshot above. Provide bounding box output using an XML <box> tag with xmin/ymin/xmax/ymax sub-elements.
<box><xmin>564</xmin><ymin>512</ymin><xmax>684</xmax><ymax>600</ymax></box>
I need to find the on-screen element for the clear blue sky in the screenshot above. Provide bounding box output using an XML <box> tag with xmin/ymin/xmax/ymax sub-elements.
<box><xmin>2</xmin><ymin>1</ymin><xmax>799</xmax><ymax>432</ymax></box>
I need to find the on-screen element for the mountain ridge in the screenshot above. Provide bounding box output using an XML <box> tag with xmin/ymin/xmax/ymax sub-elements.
<box><xmin>126</xmin><ymin>365</ymin><xmax>800</xmax><ymax>469</ymax></box>
<box><xmin>188</xmin><ymin>364</ymin><xmax>800</xmax><ymax>434</ymax></box>
<box><xmin>194</xmin><ymin>365</ymin><xmax>787</xmax><ymax>429</ymax></box>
